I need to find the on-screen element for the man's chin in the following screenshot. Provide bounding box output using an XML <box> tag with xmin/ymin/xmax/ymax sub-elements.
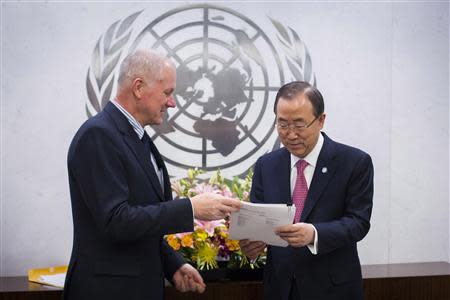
<box><xmin>287</xmin><ymin>146</ymin><xmax>306</xmax><ymax>158</ymax></box>
<box><xmin>150</xmin><ymin>118</ymin><xmax>163</xmax><ymax>126</ymax></box>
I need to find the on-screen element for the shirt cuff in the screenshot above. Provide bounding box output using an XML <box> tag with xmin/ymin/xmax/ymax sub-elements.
<box><xmin>306</xmin><ymin>224</ymin><xmax>318</xmax><ymax>255</ymax></box>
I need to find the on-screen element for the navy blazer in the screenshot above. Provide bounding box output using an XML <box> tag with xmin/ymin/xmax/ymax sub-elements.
<box><xmin>251</xmin><ymin>132</ymin><xmax>373</xmax><ymax>300</ymax></box>
<box><xmin>63</xmin><ymin>102</ymin><xmax>194</xmax><ymax>300</ymax></box>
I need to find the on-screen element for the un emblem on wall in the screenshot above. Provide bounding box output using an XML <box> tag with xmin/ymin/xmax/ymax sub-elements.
<box><xmin>86</xmin><ymin>4</ymin><xmax>315</xmax><ymax>178</ymax></box>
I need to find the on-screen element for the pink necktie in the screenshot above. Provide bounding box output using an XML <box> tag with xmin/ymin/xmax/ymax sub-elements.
<box><xmin>292</xmin><ymin>160</ymin><xmax>308</xmax><ymax>223</ymax></box>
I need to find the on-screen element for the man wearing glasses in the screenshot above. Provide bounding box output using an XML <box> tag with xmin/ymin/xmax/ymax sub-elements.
<box><xmin>240</xmin><ymin>81</ymin><xmax>374</xmax><ymax>300</ymax></box>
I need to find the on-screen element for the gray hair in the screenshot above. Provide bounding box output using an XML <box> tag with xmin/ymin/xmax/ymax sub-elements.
<box><xmin>117</xmin><ymin>50</ymin><xmax>174</xmax><ymax>87</ymax></box>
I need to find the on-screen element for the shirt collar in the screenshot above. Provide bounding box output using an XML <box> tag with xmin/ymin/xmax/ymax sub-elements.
<box><xmin>290</xmin><ymin>133</ymin><xmax>324</xmax><ymax>170</ymax></box>
<box><xmin>111</xmin><ymin>99</ymin><xmax>145</xmax><ymax>139</ymax></box>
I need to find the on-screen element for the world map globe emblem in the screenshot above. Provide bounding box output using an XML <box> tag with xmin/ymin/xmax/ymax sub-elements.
<box><xmin>86</xmin><ymin>4</ymin><xmax>315</xmax><ymax>178</ymax></box>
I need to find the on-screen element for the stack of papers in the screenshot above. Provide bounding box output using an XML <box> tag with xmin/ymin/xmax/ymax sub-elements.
<box><xmin>228</xmin><ymin>201</ymin><xmax>295</xmax><ymax>247</ymax></box>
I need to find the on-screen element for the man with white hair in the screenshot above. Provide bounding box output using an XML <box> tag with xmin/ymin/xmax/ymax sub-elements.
<box><xmin>64</xmin><ymin>50</ymin><xmax>241</xmax><ymax>300</ymax></box>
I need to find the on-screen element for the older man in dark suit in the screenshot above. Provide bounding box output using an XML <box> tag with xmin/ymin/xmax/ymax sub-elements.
<box><xmin>240</xmin><ymin>81</ymin><xmax>373</xmax><ymax>300</ymax></box>
<box><xmin>64</xmin><ymin>50</ymin><xmax>241</xmax><ymax>300</ymax></box>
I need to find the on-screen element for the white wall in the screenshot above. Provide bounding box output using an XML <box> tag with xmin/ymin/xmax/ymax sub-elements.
<box><xmin>389</xmin><ymin>3</ymin><xmax>449</xmax><ymax>263</ymax></box>
<box><xmin>1</xmin><ymin>1</ymin><xmax>448</xmax><ymax>276</ymax></box>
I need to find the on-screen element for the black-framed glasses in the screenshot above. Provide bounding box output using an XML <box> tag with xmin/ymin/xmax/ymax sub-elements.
<box><xmin>276</xmin><ymin>116</ymin><xmax>319</xmax><ymax>132</ymax></box>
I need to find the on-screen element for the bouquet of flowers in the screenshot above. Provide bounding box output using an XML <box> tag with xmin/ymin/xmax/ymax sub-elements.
<box><xmin>166</xmin><ymin>168</ymin><xmax>266</xmax><ymax>270</ymax></box>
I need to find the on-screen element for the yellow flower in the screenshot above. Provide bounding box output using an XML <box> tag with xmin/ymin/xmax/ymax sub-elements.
<box><xmin>219</xmin><ymin>230</ymin><xmax>228</xmax><ymax>239</ymax></box>
<box><xmin>167</xmin><ymin>235</ymin><xmax>181</xmax><ymax>251</ymax></box>
<box><xmin>197</xmin><ymin>243</ymin><xmax>219</xmax><ymax>270</ymax></box>
<box><xmin>181</xmin><ymin>234</ymin><xmax>194</xmax><ymax>248</ymax></box>
<box><xmin>226</xmin><ymin>239</ymin><xmax>240</xmax><ymax>251</ymax></box>
<box><xmin>195</xmin><ymin>229</ymin><xmax>208</xmax><ymax>242</ymax></box>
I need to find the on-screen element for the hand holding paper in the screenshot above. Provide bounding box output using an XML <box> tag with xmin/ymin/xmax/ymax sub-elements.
<box><xmin>191</xmin><ymin>193</ymin><xmax>241</xmax><ymax>220</ymax></box>
<box><xmin>275</xmin><ymin>223</ymin><xmax>315</xmax><ymax>247</ymax></box>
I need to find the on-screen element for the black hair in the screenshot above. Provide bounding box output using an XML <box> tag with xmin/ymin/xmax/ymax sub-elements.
<box><xmin>274</xmin><ymin>81</ymin><xmax>324</xmax><ymax>117</ymax></box>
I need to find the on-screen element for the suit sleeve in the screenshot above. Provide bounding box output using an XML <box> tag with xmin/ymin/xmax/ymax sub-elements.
<box><xmin>250</xmin><ymin>157</ymin><xmax>264</xmax><ymax>204</ymax></box>
<box><xmin>68</xmin><ymin>127</ymin><xmax>194</xmax><ymax>243</ymax></box>
<box><xmin>161</xmin><ymin>239</ymin><xmax>186</xmax><ymax>281</ymax></box>
<box><xmin>314</xmin><ymin>152</ymin><xmax>374</xmax><ymax>254</ymax></box>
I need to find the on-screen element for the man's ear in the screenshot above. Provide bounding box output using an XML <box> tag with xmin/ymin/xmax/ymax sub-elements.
<box><xmin>318</xmin><ymin>113</ymin><xmax>326</xmax><ymax>128</ymax></box>
<box><xmin>132</xmin><ymin>78</ymin><xmax>144</xmax><ymax>99</ymax></box>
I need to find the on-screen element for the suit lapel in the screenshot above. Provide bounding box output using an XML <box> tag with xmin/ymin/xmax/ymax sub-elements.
<box><xmin>148</xmin><ymin>138</ymin><xmax>172</xmax><ymax>201</ymax></box>
<box><xmin>162</xmin><ymin>167</ymin><xmax>172</xmax><ymax>201</ymax></box>
<box><xmin>300</xmin><ymin>133</ymin><xmax>338</xmax><ymax>222</ymax></box>
<box><xmin>104</xmin><ymin>103</ymin><xmax>165</xmax><ymax>202</ymax></box>
<box><xmin>276</xmin><ymin>148</ymin><xmax>292</xmax><ymax>205</ymax></box>
<box><xmin>123</xmin><ymin>135</ymin><xmax>165</xmax><ymax>201</ymax></box>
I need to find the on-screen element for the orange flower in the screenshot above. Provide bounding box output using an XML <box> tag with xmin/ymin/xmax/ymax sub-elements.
<box><xmin>181</xmin><ymin>234</ymin><xmax>194</xmax><ymax>248</ymax></box>
<box><xmin>226</xmin><ymin>239</ymin><xmax>240</xmax><ymax>251</ymax></box>
<box><xmin>167</xmin><ymin>235</ymin><xmax>181</xmax><ymax>251</ymax></box>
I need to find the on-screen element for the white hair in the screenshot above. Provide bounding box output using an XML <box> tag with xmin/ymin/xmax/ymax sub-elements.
<box><xmin>117</xmin><ymin>49</ymin><xmax>174</xmax><ymax>87</ymax></box>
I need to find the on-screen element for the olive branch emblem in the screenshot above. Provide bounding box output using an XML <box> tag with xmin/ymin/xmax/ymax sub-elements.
<box><xmin>270</xmin><ymin>18</ymin><xmax>316</xmax><ymax>86</ymax></box>
<box><xmin>85</xmin><ymin>11</ymin><xmax>142</xmax><ymax>117</ymax></box>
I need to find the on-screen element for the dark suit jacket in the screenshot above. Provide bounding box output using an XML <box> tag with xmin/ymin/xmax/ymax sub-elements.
<box><xmin>63</xmin><ymin>102</ymin><xmax>194</xmax><ymax>300</ymax></box>
<box><xmin>251</xmin><ymin>132</ymin><xmax>373</xmax><ymax>300</ymax></box>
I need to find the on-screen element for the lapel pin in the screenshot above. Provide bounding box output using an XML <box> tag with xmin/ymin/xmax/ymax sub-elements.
<box><xmin>322</xmin><ymin>167</ymin><xmax>328</xmax><ymax>174</ymax></box>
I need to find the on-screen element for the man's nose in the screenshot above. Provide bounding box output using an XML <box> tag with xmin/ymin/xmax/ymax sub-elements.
<box><xmin>287</xmin><ymin>130</ymin><xmax>299</xmax><ymax>139</ymax></box>
<box><xmin>166</xmin><ymin>95</ymin><xmax>176</xmax><ymax>108</ymax></box>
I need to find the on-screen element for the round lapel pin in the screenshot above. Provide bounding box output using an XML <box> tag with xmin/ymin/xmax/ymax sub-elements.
<box><xmin>322</xmin><ymin>167</ymin><xmax>328</xmax><ymax>174</ymax></box>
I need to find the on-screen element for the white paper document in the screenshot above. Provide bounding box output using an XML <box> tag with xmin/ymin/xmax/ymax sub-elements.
<box><xmin>228</xmin><ymin>201</ymin><xmax>295</xmax><ymax>247</ymax></box>
<box><xmin>39</xmin><ymin>273</ymin><xmax>66</xmax><ymax>288</ymax></box>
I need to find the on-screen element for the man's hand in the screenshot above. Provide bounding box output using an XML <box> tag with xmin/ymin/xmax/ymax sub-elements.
<box><xmin>239</xmin><ymin>239</ymin><xmax>266</xmax><ymax>260</ymax></box>
<box><xmin>172</xmin><ymin>264</ymin><xmax>206</xmax><ymax>293</ymax></box>
<box><xmin>191</xmin><ymin>193</ymin><xmax>241</xmax><ymax>221</ymax></box>
<box><xmin>275</xmin><ymin>223</ymin><xmax>315</xmax><ymax>247</ymax></box>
